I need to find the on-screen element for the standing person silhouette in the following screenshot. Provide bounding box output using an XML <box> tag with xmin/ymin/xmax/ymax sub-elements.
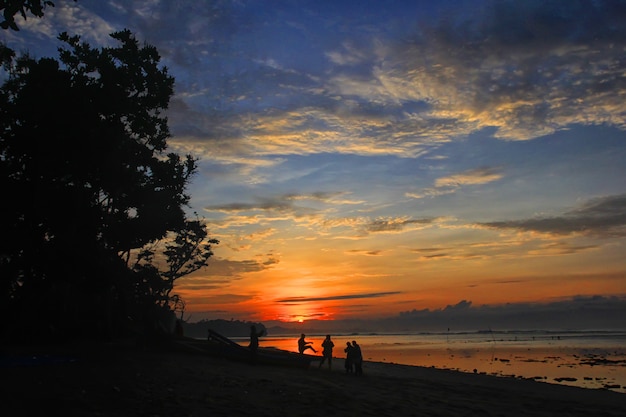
<box><xmin>344</xmin><ymin>341</ymin><xmax>354</xmax><ymax>373</ymax></box>
<box><xmin>298</xmin><ymin>333</ymin><xmax>317</xmax><ymax>354</ymax></box>
<box><xmin>352</xmin><ymin>340</ymin><xmax>363</xmax><ymax>375</ymax></box>
<box><xmin>248</xmin><ymin>325</ymin><xmax>264</xmax><ymax>363</ymax></box>
<box><xmin>318</xmin><ymin>334</ymin><xmax>334</xmax><ymax>369</ymax></box>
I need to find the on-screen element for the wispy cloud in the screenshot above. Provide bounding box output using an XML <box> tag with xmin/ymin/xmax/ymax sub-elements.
<box><xmin>183</xmin><ymin>257</ymin><xmax>272</xmax><ymax>279</ymax></box>
<box><xmin>364</xmin><ymin>217</ymin><xmax>434</xmax><ymax>233</ymax></box>
<box><xmin>318</xmin><ymin>2</ymin><xmax>626</xmax><ymax>145</ymax></box>
<box><xmin>276</xmin><ymin>291</ymin><xmax>403</xmax><ymax>304</ymax></box>
<box><xmin>480</xmin><ymin>194</ymin><xmax>626</xmax><ymax>237</ymax></box>
<box><xmin>407</xmin><ymin>166</ymin><xmax>503</xmax><ymax>199</ymax></box>
<box><xmin>9</xmin><ymin>1</ymin><xmax>116</xmax><ymax>46</ymax></box>
<box><xmin>346</xmin><ymin>249</ymin><xmax>385</xmax><ymax>256</ymax></box>
<box><xmin>204</xmin><ymin>192</ymin><xmax>358</xmax><ymax>214</ymax></box>
<box><xmin>143</xmin><ymin>0</ymin><xmax>626</xmax><ymax>191</ymax></box>
<box><xmin>434</xmin><ymin>167</ymin><xmax>503</xmax><ymax>188</ymax></box>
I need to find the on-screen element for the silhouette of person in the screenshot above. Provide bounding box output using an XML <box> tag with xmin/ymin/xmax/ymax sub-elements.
<box><xmin>175</xmin><ymin>319</ymin><xmax>184</xmax><ymax>337</ymax></box>
<box><xmin>298</xmin><ymin>333</ymin><xmax>317</xmax><ymax>354</ymax></box>
<box><xmin>352</xmin><ymin>340</ymin><xmax>363</xmax><ymax>375</ymax></box>
<box><xmin>248</xmin><ymin>325</ymin><xmax>264</xmax><ymax>362</ymax></box>
<box><xmin>318</xmin><ymin>334</ymin><xmax>334</xmax><ymax>369</ymax></box>
<box><xmin>344</xmin><ymin>341</ymin><xmax>354</xmax><ymax>373</ymax></box>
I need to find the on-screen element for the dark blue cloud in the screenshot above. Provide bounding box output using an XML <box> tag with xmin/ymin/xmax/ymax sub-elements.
<box><xmin>276</xmin><ymin>291</ymin><xmax>403</xmax><ymax>304</ymax></box>
<box><xmin>481</xmin><ymin>194</ymin><xmax>626</xmax><ymax>236</ymax></box>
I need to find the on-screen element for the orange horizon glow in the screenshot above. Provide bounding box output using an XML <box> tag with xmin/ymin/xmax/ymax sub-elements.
<box><xmin>174</xmin><ymin>227</ymin><xmax>626</xmax><ymax>323</ymax></box>
<box><xmin>176</xmin><ymin>260</ymin><xmax>626</xmax><ymax>323</ymax></box>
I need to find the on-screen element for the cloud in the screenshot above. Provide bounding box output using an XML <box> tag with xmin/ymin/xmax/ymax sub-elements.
<box><xmin>11</xmin><ymin>1</ymin><xmax>116</xmax><ymax>46</ymax></box>
<box><xmin>527</xmin><ymin>242</ymin><xmax>599</xmax><ymax>256</ymax></box>
<box><xmin>364</xmin><ymin>217</ymin><xmax>434</xmax><ymax>233</ymax></box>
<box><xmin>405</xmin><ymin>187</ymin><xmax>456</xmax><ymax>200</ymax></box>
<box><xmin>202</xmin><ymin>192</ymin><xmax>382</xmax><ymax>244</ymax></box>
<box><xmin>175</xmin><ymin>293</ymin><xmax>254</xmax><ymax>310</ymax></box>
<box><xmin>420</xmin><ymin>2</ymin><xmax>626</xmax><ymax>139</ymax></box>
<box><xmin>480</xmin><ymin>194</ymin><xmax>626</xmax><ymax>237</ymax></box>
<box><xmin>174</xmin><ymin>276</ymin><xmax>233</xmax><ymax>292</ymax></box>
<box><xmin>205</xmin><ymin>198</ymin><xmax>295</xmax><ymax>214</ymax></box>
<box><xmin>207</xmin><ymin>197</ymin><xmax>438</xmax><ymax>242</ymax></box>
<box><xmin>12</xmin><ymin>1</ymin><xmax>625</xmax><ymax>172</ymax></box>
<box><xmin>434</xmin><ymin>167</ymin><xmax>503</xmax><ymax>188</ymax></box>
<box><xmin>185</xmin><ymin>257</ymin><xmax>272</xmax><ymax>279</ymax></box>
<box><xmin>243</xmin><ymin>228</ymin><xmax>277</xmax><ymax>242</ymax></box>
<box><xmin>203</xmin><ymin>191</ymin><xmax>395</xmax><ymax>239</ymax></box>
<box><xmin>406</xmin><ymin>232</ymin><xmax>602</xmax><ymax>263</ymax></box>
<box><xmin>392</xmin><ymin>295</ymin><xmax>626</xmax><ymax>330</ymax></box>
<box><xmin>407</xmin><ymin>166</ymin><xmax>503</xmax><ymax>199</ymax></box>
<box><xmin>276</xmin><ymin>291</ymin><xmax>403</xmax><ymax>304</ymax></box>
<box><xmin>205</xmin><ymin>192</ymin><xmax>346</xmax><ymax>213</ymax></box>
<box><xmin>323</xmin><ymin>1</ymin><xmax>626</xmax><ymax>143</ymax></box>
<box><xmin>109</xmin><ymin>0</ymin><xmax>626</xmax><ymax>189</ymax></box>
<box><xmin>265</xmin><ymin>294</ymin><xmax>626</xmax><ymax>332</ymax></box>
<box><xmin>346</xmin><ymin>249</ymin><xmax>384</xmax><ymax>256</ymax></box>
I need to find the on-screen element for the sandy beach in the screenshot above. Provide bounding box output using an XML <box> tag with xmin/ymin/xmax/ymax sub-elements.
<box><xmin>2</xmin><ymin>340</ymin><xmax>625</xmax><ymax>417</ymax></box>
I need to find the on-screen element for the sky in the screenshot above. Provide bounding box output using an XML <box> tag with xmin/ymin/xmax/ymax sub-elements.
<box><xmin>3</xmin><ymin>0</ymin><xmax>626</xmax><ymax>328</ymax></box>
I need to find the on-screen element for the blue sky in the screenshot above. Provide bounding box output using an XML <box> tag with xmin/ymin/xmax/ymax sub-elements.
<box><xmin>3</xmin><ymin>0</ymin><xmax>625</xmax><ymax>324</ymax></box>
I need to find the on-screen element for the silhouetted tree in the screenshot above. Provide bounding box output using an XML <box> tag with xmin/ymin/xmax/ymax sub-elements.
<box><xmin>0</xmin><ymin>30</ymin><xmax>217</xmax><ymax>342</ymax></box>
<box><xmin>1</xmin><ymin>0</ymin><xmax>75</xmax><ymax>30</ymax></box>
<box><xmin>132</xmin><ymin>217</ymin><xmax>218</xmax><ymax>320</ymax></box>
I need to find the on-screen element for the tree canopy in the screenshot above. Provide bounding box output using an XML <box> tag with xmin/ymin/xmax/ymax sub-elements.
<box><xmin>0</xmin><ymin>30</ymin><xmax>218</xmax><ymax>342</ymax></box>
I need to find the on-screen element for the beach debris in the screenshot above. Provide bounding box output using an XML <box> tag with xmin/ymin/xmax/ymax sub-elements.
<box><xmin>580</xmin><ymin>357</ymin><xmax>626</xmax><ymax>366</ymax></box>
<box><xmin>554</xmin><ymin>377</ymin><xmax>577</xmax><ymax>382</ymax></box>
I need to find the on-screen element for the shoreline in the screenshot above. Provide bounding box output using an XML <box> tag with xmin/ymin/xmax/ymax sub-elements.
<box><xmin>2</xmin><ymin>340</ymin><xmax>625</xmax><ymax>416</ymax></box>
<box><xmin>362</xmin><ymin>345</ymin><xmax>626</xmax><ymax>393</ymax></box>
<box><xmin>231</xmin><ymin>333</ymin><xmax>626</xmax><ymax>393</ymax></box>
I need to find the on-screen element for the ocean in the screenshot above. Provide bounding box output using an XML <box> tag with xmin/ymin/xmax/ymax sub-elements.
<box><xmin>230</xmin><ymin>330</ymin><xmax>626</xmax><ymax>393</ymax></box>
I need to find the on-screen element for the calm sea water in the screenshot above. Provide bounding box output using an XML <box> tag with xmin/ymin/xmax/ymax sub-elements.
<box><xmin>231</xmin><ymin>330</ymin><xmax>626</xmax><ymax>393</ymax></box>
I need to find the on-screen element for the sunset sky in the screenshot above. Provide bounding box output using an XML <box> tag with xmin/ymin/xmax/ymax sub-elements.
<box><xmin>4</xmin><ymin>0</ymin><xmax>626</xmax><ymax>325</ymax></box>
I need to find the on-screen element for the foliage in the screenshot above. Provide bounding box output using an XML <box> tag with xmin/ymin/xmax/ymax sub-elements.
<box><xmin>0</xmin><ymin>30</ymin><xmax>217</xmax><ymax>341</ymax></box>
<box><xmin>133</xmin><ymin>217</ymin><xmax>219</xmax><ymax>315</ymax></box>
<box><xmin>0</xmin><ymin>0</ymin><xmax>73</xmax><ymax>30</ymax></box>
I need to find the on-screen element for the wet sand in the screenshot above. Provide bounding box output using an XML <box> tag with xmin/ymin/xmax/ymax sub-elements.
<box><xmin>364</xmin><ymin>345</ymin><xmax>626</xmax><ymax>392</ymax></box>
<box><xmin>2</xmin><ymin>340</ymin><xmax>625</xmax><ymax>416</ymax></box>
<box><xmin>243</xmin><ymin>334</ymin><xmax>626</xmax><ymax>392</ymax></box>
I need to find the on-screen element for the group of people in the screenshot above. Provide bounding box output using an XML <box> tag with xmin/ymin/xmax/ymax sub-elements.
<box><xmin>298</xmin><ymin>333</ymin><xmax>363</xmax><ymax>375</ymax></box>
<box><xmin>249</xmin><ymin>327</ymin><xmax>364</xmax><ymax>373</ymax></box>
<box><xmin>343</xmin><ymin>340</ymin><xmax>363</xmax><ymax>375</ymax></box>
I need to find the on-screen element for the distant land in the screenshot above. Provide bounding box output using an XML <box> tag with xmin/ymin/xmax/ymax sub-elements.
<box><xmin>184</xmin><ymin>296</ymin><xmax>626</xmax><ymax>337</ymax></box>
<box><xmin>182</xmin><ymin>319</ymin><xmax>268</xmax><ymax>339</ymax></box>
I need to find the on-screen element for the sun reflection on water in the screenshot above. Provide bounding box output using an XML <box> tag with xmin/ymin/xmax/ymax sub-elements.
<box><xmin>235</xmin><ymin>331</ymin><xmax>626</xmax><ymax>393</ymax></box>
